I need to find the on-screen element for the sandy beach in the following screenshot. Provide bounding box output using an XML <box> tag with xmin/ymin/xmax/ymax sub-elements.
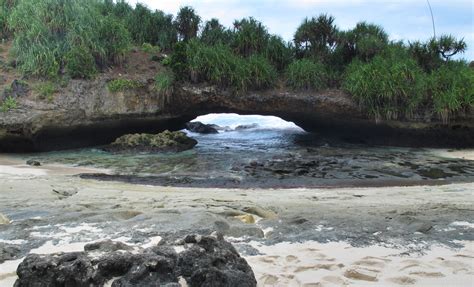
<box><xmin>0</xmin><ymin>155</ymin><xmax>473</xmax><ymax>286</ymax></box>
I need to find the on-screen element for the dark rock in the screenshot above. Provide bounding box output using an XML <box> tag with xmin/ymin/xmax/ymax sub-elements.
<box><xmin>15</xmin><ymin>235</ymin><xmax>256</xmax><ymax>287</ymax></box>
<box><xmin>26</xmin><ymin>160</ymin><xmax>41</xmax><ymax>166</ymax></box>
<box><xmin>185</xmin><ymin>121</ymin><xmax>218</xmax><ymax>134</ymax></box>
<box><xmin>0</xmin><ymin>244</ymin><xmax>21</xmax><ymax>264</ymax></box>
<box><xmin>8</xmin><ymin>80</ymin><xmax>29</xmax><ymax>99</ymax></box>
<box><xmin>84</xmin><ymin>240</ymin><xmax>134</xmax><ymax>252</ymax></box>
<box><xmin>178</xmin><ymin>235</ymin><xmax>257</xmax><ymax>287</ymax></box>
<box><xmin>52</xmin><ymin>186</ymin><xmax>78</xmax><ymax>198</ymax></box>
<box><xmin>235</xmin><ymin>123</ymin><xmax>259</xmax><ymax>130</ymax></box>
<box><xmin>15</xmin><ymin>252</ymin><xmax>103</xmax><ymax>287</ymax></box>
<box><xmin>294</xmin><ymin>168</ymin><xmax>309</xmax><ymax>176</ymax></box>
<box><xmin>105</xmin><ymin>130</ymin><xmax>198</xmax><ymax>153</ymax></box>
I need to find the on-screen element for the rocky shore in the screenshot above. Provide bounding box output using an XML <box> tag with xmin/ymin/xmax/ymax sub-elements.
<box><xmin>0</xmin><ymin>155</ymin><xmax>473</xmax><ymax>286</ymax></box>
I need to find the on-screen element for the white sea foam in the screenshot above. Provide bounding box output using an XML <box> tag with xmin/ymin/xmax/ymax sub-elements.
<box><xmin>193</xmin><ymin>113</ymin><xmax>303</xmax><ymax>130</ymax></box>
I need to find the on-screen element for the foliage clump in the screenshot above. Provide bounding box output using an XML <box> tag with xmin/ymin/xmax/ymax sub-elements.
<box><xmin>154</xmin><ymin>70</ymin><xmax>175</xmax><ymax>96</ymax></box>
<box><xmin>185</xmin><ymin>40</ymin><xmax>276</xmax><ymax>92</ymax></box>
<box><xmin>8</xmin><ymin>0</ymin><xmax>131</xmax><ymax>79</ymax></box>
<box><xmin>286</xmin><ymin>59</ymin><xmax>327</xmax><ymax>91</ymax></box>
<box><xmin>36</xmin><ymin>82</ymin><xmax>57</xmax><ymax>101</ymax></box>
<box><xmin>0</xmin><ymin>95</ymin><xmax>17</xmax><ymax>112</ymax></box>
<box><xmin>107</xmin><ymin>79</ymin><xmax>144</xmax><ymax>93</ymax></box>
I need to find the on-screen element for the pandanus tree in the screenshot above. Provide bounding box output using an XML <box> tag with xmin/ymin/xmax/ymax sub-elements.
<box><xmin>232</xmin><ymin>17</ymin><xmax>269</xmax><ymax>57</ymax></box>
<box><xmin>294</xmin><ymin>14</ymin><xmax>338</xmax><ymax>59</ymax></box>
<box><xmin>410</xmin><ymin>35</ymin><xmax>467</xmax><ymax>72</ymax></box>
<box><xmin>337</xmin><ymin>22</ymin><xmax>389</xmax><ymax>63</ymax></box>
<box><xmin>175</xmin><ymin>6</ymin><xmax>201</xmax><ymax>42</ymax></box>
<box><xmin>200</xmin><ymin>18</ymin><xmax>232</xmax><ymax>45</ymax></box>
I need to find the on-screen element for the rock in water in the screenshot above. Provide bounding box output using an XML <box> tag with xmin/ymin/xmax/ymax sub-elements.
<box><xmin>0</xmin><ymin>244</ymin><xmax>21</xmax><ymax>263</ymax></box>
<box><xmin>105</xmin><ymin>130</ymin><xmax>198</xmax><ymax>153</ymax></box>
<box><xmin>185</xmin><ymin>121</ymin><xmax>219</xmax><ymax>134</ymax></box>
<box><xmin>15</xmin><ymin>235</ymin><xmax>257</xmax><ymax>287</ymax></box>
<box><xmin>26</xmin><ymin>160</ymin><xmax>41</xmax><ymax>166</ymax></box>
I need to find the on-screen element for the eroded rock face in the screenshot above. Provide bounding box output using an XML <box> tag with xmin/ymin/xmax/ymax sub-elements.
<box><xmin>15</xmin><ymin>235</ymin><xmax>257</xmax><ymax>287</ymax></box>
<box><xmin>105</xmin><ymin>130</ymin><xmax>198</xmax><ymax>153</ymax></box>
<box><xmin>0</xmin><ymin>77</ymin><xmax>473</xmax><ymax>151</ymax></box>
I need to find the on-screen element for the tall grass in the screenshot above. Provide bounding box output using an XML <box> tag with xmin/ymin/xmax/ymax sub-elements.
<box><xmin>0</xmin><ymin>0</ymin><xmax>16</xmax><ymax>39</ymax></box>
<box><xmin>8</xmin><ymin>0</ymin><xmax>130</xmax><ymax>78</ymax></box>
<box><xmin>125</xmin><ymin>3</ymin><xmax>177</xmax><ymax>50</ymax></box>
<box><xmin>428</xmin><ymin>61</ymin><xmax>474</xmax><ymax>123</ymax></box>
<box><xmin>185</xmin><ymin>40</ymin><xmax>276</xmax><ymax>92</ymax></box>
<box><xmin>343</xmin><ymin>47</ymin><xmax>427</xmax><ymax>121</ymax></box>
<box><xmin>286</xmin><ymin>59</ymin><xmax>327</xmax><ymax>91</ymax></box>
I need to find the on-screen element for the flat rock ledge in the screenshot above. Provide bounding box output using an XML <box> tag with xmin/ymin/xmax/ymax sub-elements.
<box><xmin>14</xmin><ymin>235</ymin><xmax>256</xmax><ymax>287</ymax></box>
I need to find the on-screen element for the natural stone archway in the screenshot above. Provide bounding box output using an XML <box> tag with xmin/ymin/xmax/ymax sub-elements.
<box><xmin>0</xmin><ymin>78</ymin><xmax>473</xmax><ymax>152</ymax></box>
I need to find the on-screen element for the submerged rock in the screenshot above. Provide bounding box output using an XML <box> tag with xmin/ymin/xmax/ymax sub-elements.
<box><xmin>105</xmin><ymin>130</ymin><xmax>198</xmax><ymax>153</ymax></box>
<box><xmin>26</xmin><ymin>160</ymin><xmax>41</xmax><ymax>166</ymax></box>
<box><xmin>185</xmin><ymin>121</ymin><xmax>219</xmax><ymax>134</ymax></box>
<box><xmin>0</xmin><ymin>244</ymin><xmax>20</xmax><ymax>263</ymax></box>
<box><xmin>15</xmin><ymin>235</ymin><xmax>256</xmax><ymax>287</ymax></box>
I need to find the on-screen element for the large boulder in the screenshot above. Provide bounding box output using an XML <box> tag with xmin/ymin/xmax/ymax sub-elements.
<box><xmin>15</xmin><ymin>235</ymin><xmax>257</xmax><ymax>287</ymax></box>
<box><xmin>105</xmin><ymin>130</ymin><xmax>197</xmax><ymax>153</ymax></box>
<box><xmin>185</xmin><ymin>121</ymin><xmax>219</xmax><ymax>134</ymax></box>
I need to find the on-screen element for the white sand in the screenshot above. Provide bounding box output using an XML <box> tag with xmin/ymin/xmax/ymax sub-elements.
<box><xmin>1</xmin><ymin>239</ymin><xmax>472</xmax><ymax>287</ymax></box>
<box><xmin>245</xmin><ymin>241</ymin><xmax>474</xmax><ymax>287</ymax></box>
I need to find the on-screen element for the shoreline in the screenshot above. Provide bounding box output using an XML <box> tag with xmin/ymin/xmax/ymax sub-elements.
<box><xmin>0</xmin><ymin>153</ymin><xmax>473</xmax><ymax>286</ymax></box>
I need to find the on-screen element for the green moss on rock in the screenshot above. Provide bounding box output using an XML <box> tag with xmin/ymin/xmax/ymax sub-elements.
<box><xmin>107</xmin><ymin>130</ymin><xmax>197</xmax><ymax>152</ymax></box>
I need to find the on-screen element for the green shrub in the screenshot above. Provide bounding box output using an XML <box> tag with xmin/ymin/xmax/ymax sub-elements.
<box><xmin>36</xmin><ymin>82</ymin><xmax>57</xmax><ymax>101</ymax></box>
<box><xmin>8</xmin><ymin>0</ymin><xmax>130</xmax><ymax>78</ymax></box>
<box><xmin>264</xmin><ymin>35</ymin><xmax>293</xmax><ymax>71</ymax></box>
<box><xmin>246</xmin><ymin>55</ymin><xmax>277</xmax><ymax>89</ymax></box>
<box><xmin>1</xmin><ymin>95</ymin><xmax>17</xmax><ymax>112</ymax></box>
<box><xmin>343</xmin><ymin>48</ymin><xmax>427</xmax><ymax>120</ymax></box>
<box><xmin>0</xmin><ymin>0</ymin><xmax>16</xmax><ymax>39</ymax></box>
<box><xmin>169</xmin><ymin>42</ymin><xmax>188</xmax><ymax>81</ymax></box>
<box><xmin>286</xmin><ymin>59</ymin><xmax>327</xmax><ymax>90</ymax></box>
<box><xmin>428</xmin><ymin>61</ymin><xmax>474</xmax><ymax>122</ymax></box>
<box><xmin>126</xmin><ymin>3</ymin><xmax>177</xmax><ymax>49</ymax></box>
<box><xmin>98</xmin><ymin>15</ymin><xmax>131</xmax><ymax>65</ymax></box>
<box><xmin>65</xmin><ymin>46</ymin><xmax>97</xmax><ymax>79</ymax></box>
<box><xmin>142</xmin><ymin>43</ymin><xmax>161</xmax><ymax>54</ymax></box>
<box><xmin>154</xmin><ymin>70</ymin><xmax>174</xmax><ymax>95</ymax></box>
<box><xmin>108</xmin><ymin>79</ymin><xmax>144</xmax><ymax>93</ymax></box>
<box><xmin>185</xmin><ymin>40</ymin><xmax>276</xmax><ymax>91</ymax></box>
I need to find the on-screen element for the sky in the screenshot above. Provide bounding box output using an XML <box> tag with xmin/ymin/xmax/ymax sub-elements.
<box><xmin>126</xmin><ymin>0</ymin><xmax>473</xmax><ymax>60</ymax></box>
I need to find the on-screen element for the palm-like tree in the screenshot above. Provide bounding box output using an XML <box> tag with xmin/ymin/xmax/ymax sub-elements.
<box><xmin>175</xmin><ymin>6</ymin><xmax>201</xmax><ymax>42</ymax></box>
<box><xmin>294</xmin><ymin>14</ymin><xmax>338</xmax><ymax>58</ymax></box>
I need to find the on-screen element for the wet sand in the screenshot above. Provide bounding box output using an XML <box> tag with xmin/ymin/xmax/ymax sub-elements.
<box><xmin>0</xmin><ymin>154</ymin><xmax>473</xmax><ymax>286</ymax></box>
